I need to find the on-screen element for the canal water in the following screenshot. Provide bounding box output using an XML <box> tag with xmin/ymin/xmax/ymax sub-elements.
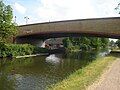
<box><xmin>0</xmin><ymin>51</ymin><xmax>110</xmax><ymax>90</ymax></box>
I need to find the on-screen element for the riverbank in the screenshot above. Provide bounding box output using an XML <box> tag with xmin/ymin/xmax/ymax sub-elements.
<box><xmin>48</xmin><ymin>56</ymin><xmax>116</xmax><ymax>90</ymax></box>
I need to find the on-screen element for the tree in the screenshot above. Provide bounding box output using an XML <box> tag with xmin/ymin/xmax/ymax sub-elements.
<box><xmin>78</xmin><ymin>37</ymin><xmax>91</xmax><ymax>50</ymax></box>
<box><xmin>101</xmin><ymin>38</ymin><xmax>109</xmax><ymax>48</ymax></box>
<box><xmin>109</xmin><ymin>40</ymin><xmax>115</xmax><ymax>47</ymax></box>
<box><xmin>0</xmin><ymin>1</ymin><xmax>17</xmax><ymax>43</ymax></box>
<box><xmin>116</xmin><ymin>39</ymin><xmax>120</xmax><ymax>48</ymax></box>
<box><xmin>115</xmin><ymin>3</ymin><xmax>120</xmax><ymax>14</ymax></box>
<box><xmin>62</xmin><ymin>37</ymin><xmax>73</xmax><ymax>48</ymax></box>
<box><xmin>62</xmin><ymin>36</ymin><xmax>110</xmax><ymax>51</ymax></box>
<box><xmin>90</xmin><ymin>37</ymin><xmax>102</xmax><ymax>50</ymax></box>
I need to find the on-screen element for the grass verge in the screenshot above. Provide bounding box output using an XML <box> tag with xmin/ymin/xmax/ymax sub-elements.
<box><xmin>48</xmin><ymin>56</ymin><xmax>116</xmax><ymax>90</ymax></box>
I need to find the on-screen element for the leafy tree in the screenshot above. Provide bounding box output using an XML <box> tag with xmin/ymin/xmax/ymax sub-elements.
<box><xmin>90</xmin><ymin>37</ymin><xmax>102</xmax><ymax>50</ymax></box>
<box><xmin>0</xmin><ymin>1</ymin><xmax>17</xmax><ymax>43</ymax></box>
<box><xmin>78</xmin><ymin>37</ymin><xmax>91</xmax><ymax>50</ymax></box>
<box><xmin>62</xmin><ymin>36</ymin><xmax>109</xmax><ymax>51</ymax></box>
<box><xmin>116</xmin><ymin>39</ymin><xmax>120</xmax><ymax>48</ymax></box>
<box><xmin>101</xmin><ymin>38</ymin><xmax>109</xmax><ymax>48</ymax></box>
<box><xmin>62</xmin><ymin>38</ymin><xmax>72</xmax><ymax>48</ymax></box>
<box><xmin>109</xmin><ymin>40</ymin><xmax>115</xmax><ymax>47</ymax></box>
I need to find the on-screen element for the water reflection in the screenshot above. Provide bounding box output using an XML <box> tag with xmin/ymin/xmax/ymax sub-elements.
<box><xmin>46</xmin><ymin>54</ymin><xmax>60</xmax><ymax>64</ymax></box>
<box><xmin>0</xmin><ymin>58</ymin><xmax>16</xmax><ymax>90</ymax></box>
<box><xmin>0</xmin><ymin>51</ymin><xmax>109</xmax><ymax>90</ymax></box>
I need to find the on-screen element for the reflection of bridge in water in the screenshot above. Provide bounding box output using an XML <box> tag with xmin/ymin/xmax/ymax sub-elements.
<box><xmin>15</xmin><ymin>17</ymin><xmax>120</xmax><ymax>47</ymax></box>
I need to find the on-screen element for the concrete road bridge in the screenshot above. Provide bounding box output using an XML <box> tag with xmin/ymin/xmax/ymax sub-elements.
<box><xmin>16</xmin><ymin>17</ymin><xmax>120</xmax><ymax>47</ymax></box>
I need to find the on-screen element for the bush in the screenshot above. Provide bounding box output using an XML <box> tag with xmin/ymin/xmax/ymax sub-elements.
<box><xmin>0</xmin><ymin>43</ymin><xmax>50</xmax><ymax>57</ymax></box>
<box><xmin>0</xmin><ymin>44</ymin><xmax>34</xmax><ymax>57</ymax></box>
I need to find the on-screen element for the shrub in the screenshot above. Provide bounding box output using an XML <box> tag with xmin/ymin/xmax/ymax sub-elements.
<box><xmin>0</xmin><ymin>44</ymin><xmax>34</xmax><ymax>57</ymax></box>
<box><xmin>0</xmin><ymin>43</ymin><xmax>50</xmax><ymax>57</ymax></box>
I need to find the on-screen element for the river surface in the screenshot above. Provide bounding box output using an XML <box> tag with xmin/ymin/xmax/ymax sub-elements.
<box><xmin>0</xmin><ymin>51</ymin><xmax>110</xmax><ymax>90</ymax></box>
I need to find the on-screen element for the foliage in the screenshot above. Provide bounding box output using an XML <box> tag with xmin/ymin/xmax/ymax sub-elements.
<box><xmin>0</xmin><ymin>44</ymin><xmax>34</xmax><ymax>57</ymax></box>
<box><xmin>62</xmin><ymin>36</ymin><xmax>109</xmax><ymax>51</ymax></box>
<box><xmin>101</xmin><ymin>38</ymin><xmax>109</xmax><ymax>48</ymax></box>
<box><xmin>0</xmin><ymin>43</ymin><xmax>49</xmax><ymax>57</ymax></box>
<box><xmin>110</xmin><ymin>40</ymin><xmax>115</xmax><ymax>47</ymax></box>
<box><xmin>116</xmin><ymin>39</ymin><xmax>120</xmax><ymax>48</ymax></box>
<box><xmin>0</xmin><ymin>1</ymin><xmax>17</xmax><ymax>43</ymax></box>
<box><xmin>62</xmin><ymin>38</ymin><xmax>73</xmax><ymax>48</ymax></box>
<box><xmin>109</xmin><ymin>40</ymin><xmax>117</xmax><ymax>50</ymax></box>
<box><xmin>115</xmin><ymin>3</ymin><xmax>120</xmax><ymax>14</ymax></box>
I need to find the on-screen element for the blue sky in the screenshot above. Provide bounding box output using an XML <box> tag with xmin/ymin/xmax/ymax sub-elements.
<box><xmin>3</xmin><ymin>0</ymin><xmax>120</xmax><ymax>25</ymax></box>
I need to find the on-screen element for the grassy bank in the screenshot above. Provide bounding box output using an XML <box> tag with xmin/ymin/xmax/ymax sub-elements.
<box><xmin>48</xmin><ymin>56</ymin><xmax>116</xmax><ymax>90</ymax></box>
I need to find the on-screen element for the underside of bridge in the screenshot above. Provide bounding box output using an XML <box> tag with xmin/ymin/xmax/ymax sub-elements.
<box><xmin>15</xmin><ymin>31</ymin><xmax>119</xmax><ymax>47</ymax></box>
<box><xmin>16</xmin><ymin>31</ymin><xmax>120</xmax><ymax>39</ymax></box>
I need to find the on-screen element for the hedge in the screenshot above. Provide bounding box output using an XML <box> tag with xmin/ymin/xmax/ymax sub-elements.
<box><xmin>0</xmin><ymin>44</ymin><xmax>49</xmax><ymax>57</ymax></box>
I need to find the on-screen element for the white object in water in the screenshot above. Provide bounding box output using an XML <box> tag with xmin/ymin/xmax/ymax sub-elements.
<box><xmin>46</xmin><ymin>54</ymin><xmax>60</xmax><ymax>64</ymax></box>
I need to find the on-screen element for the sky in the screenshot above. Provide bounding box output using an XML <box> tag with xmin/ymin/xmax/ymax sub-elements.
<box><xmin>3</xmin><ymin>0</ymin><xmax>120</xmax><ymax>25</ymax></box>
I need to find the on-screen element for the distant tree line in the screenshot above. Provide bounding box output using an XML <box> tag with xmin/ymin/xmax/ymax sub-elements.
<box><xmin>62</xmin><ymin>37</ymin><xmax>109</xmax><ymax>51</ymax></box>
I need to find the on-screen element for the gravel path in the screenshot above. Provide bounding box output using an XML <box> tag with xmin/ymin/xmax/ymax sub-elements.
<box><xmin>87</xmin><ymin>58</ymin><xmax>120</xmax><ymax>90</ymax></box>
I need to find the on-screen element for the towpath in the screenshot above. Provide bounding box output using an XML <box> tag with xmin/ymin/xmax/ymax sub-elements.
<box><xmin>87</xmin><ymin>58</ymin><xmax>120</xmax><ymax>90</ymax></box>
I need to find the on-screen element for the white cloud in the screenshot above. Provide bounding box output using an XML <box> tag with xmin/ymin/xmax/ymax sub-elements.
<box><xmin>13</xmin><ymin>2</ymin><xmax>27</xmax><ymax>14</ymax></box>
<box><xmin>13</xmin><ymin>0</ymin><xmax>120</xmax><ymax>25</ymax></box>
<box><xmin>35</xmin><ymin>0</ymin><xmax>98</xmax><ymax>22</ymax></box>
<box><xmin>93</xmin><ymin>0</ymin><xmax>120</xmax><ymax>17</ymax></box>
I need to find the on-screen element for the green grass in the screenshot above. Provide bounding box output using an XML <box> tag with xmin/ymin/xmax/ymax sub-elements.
<box><xmin>48</xmin><ymin>56</ymin><xmax>116</xmax><ymax>90</ymax></box>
